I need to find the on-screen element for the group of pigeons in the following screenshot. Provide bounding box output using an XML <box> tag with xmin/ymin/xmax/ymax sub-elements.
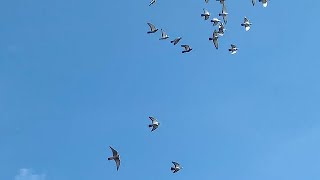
<box><xmin>146</xmin><ymin>0</ymin><xmax>269</xmax><ymax>55</ymax></box>
<box><xmin>107</xmin><ymin>0</ymin><xmax>270</xmax><ymax>173</ymax></box>
<box><xmin>108</xmin><ymin>117</ymin><xmax>182</xmax><ymax>173</ymax></box>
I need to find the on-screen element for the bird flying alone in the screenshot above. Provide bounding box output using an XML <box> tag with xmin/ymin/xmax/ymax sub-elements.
<box><xmin>201</xmin><ymin>9</ymin><xmax>210</xmax><ymax>20</ymax></box>
<box><xmin>149</xmin><ymin>116</ymin><xmax>160</xmax><ymax>131</ymax></box>
<box><xmin>147</xmin><ymin>23</ymin><xmax>158</xmax><ymax>34</ymax></box>
<box><xmin>108</xmin><ymin>146</ymin><xmax>120</xmax><ymax>171</ymax></box>
<box><xmin>171</xmin><ymin>161</ymin><xmax>182</xmax><ymax>173</ymax></box>
<box><xmin>171</xmin><ymin>37</ymin><xmax>182</xmax><ymax>45</ymax></box>
<box><xmin>229</xmin><ymin>44</ymin><xmax>238</xmax><ymax>54</ymax></box>
<box><xmin>241</xmin><ymin>17</ymin><xmax>252</xmax><ymax>31</ymax></box>
<box><xmin>159</xmin><ymin>29</ymin><xmax>169</xmax><ymax>40</ymax></box>
<box><xmin>181</xmin><ymin>45</ymin><xmax>192</xmax><ymax>53</ymax></box>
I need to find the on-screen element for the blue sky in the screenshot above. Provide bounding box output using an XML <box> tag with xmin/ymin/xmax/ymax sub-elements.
<box><xmin>1</xmin><ymin>0</ymin><xmax>320</xmax><ymax>179</ymax></box>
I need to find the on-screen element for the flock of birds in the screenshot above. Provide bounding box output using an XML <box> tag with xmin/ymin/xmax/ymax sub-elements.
<box><xmin>146</xmin><ymin>0</ymin><xmax>269</xmax><ymax>54</ymax></box>
<box><xmin>108</xmin><ymin>0</ymin><xmax>270</xmax><ymax>173</ymax></box>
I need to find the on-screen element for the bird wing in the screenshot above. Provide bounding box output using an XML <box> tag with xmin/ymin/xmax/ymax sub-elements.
<box><xmin>252</xmin><ymin>0</ymin><xmax>256</xmax><ymax>6</ymax></box>
<box><xmin>181</xmin><ymin>45</ymin><xmax>189</xmax><ymax>50</ymax></box>
<box><xmin>109</xmin><ymin>146</ymin><xmax>118</xmax><ymax>156</ymax></box>
<box><xmin>161</xmin><ymin>29</ymin><xmax>167</xmax><ymax>37</ymax></box>
<box><xmin>213</xmin><ymin>38</ymin><xmax>218</xmax><ymax>49</ymax></box>
<box><xmin>115</xmin><ymin>158</ymin><xmax>120</xmax><ymax>171</ymax></box>
<box><xmin>172</xmin><ymin>161</ymin><xmax>180</xmax><ymax>167</ymax></box>
<box><xmin>147</xmin><ymin>23</ymin><xmax>156</xmax><ymax>31</ymax></box>
<box><xmin>223</xmin><ymin>15</ymin><xmax>227</xmax><ymax>24</ymax></box>
<box><xmin>222</xmin><ymin>4</ymin><xmax>227</xmax><ymax>13</ymax></box>
<box><xmin>203</xmin><ymin>9</ymin><xmax>209</xmax><ymax>15</ymax></box>
<box><xmin>174</xmin><ymin>37</ymin><xmax>181</xmax><ymax>45</ymax></box>
<box><xmin>151</xmin><ymin>125</ymin><xmax>158</xmax><ymax>131</ymax></box>
<box><xmin>205</xmin><ymin>0</ymin><xmax>209</xmax><ymax>3</ymax></box>
<box><xmin>149</xmin><ymin>116</ymin><xmax>157</xmax><ymax>123</ymax></box>
<box><xmin>231</xmin><ymin>44</ymin><xmax>236</xmax><ymax>48</ymax></box>
<box><xmin>244</xmin><ymin>17</ymin><xmax>249</xmax><ymax>23</ymax></box>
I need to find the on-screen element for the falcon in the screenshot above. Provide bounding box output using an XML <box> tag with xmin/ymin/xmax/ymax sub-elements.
<box><xmin>181</xmin><ymin>45</ymin><xmax>192</xmax><ymax>53</ymax></box>
<box><xmin>107</xmin><ymin>146</ymin><xmax>120</xmax><ymax>171</ymax></box>
<box><xmin>147</xmin><ymin>23</ymin><xmax>158</xmax><ymax>34</ymax></box>
<box><xmin>148</xmin><ymin>116</ymin><xmax>160</xmax><ymax>131</ymax></box>
<box><xmin>171</xmin><ymin>161</ymin><xmax>182</xmax><ymax>173</ymax></box>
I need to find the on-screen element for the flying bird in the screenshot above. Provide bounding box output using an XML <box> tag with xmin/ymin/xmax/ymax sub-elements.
<box><xmin>218</xmin><ymin>5</ymin><xmax>228</xmax><ymax>24</ymax></box>
<box><xmin>218</xmin><ymin>22</ymin><xmax>226</xmax><ymax>36</ymax></box>
<box><xmin>181</xmin><ymin>45</ymin><xmax>192</xmax><ymax>53</ymax></box>
<box><xmin>148</xmin><ymin>116</ymin><xmax>160</xmax><ymax>131</ymax></box>
<box><xmin>171</xmin><ymin>161</ymin><xmax>182</xmax><ymax>173</ymax></box>
<box><xmin>147</xmin><ymin>23</ymin><xmax>158</xmax><ymax>34</ymax></box>
<box><xmin>171</xmin><ymin>37</ymin><xmax>182</xmax><ymax>45</ymax></box>
<box><xmin>211</xmin><ymin>18</ymin><xmax>221</xmax><ymax>26</ymax></box>
<box><xmin>229</xmin><ymin>44</ymin><xmax>238</xmax><ymax>54</ymax></box>
<box><xmin>159</xmin><ymin>29</ymin><xmax>169</xmax><ymax>40</ymax></box>
<box><xmin>149</xmin><ymin>0</ymin><xmax>156</xmax><ymax>6</ymax></box>
<box><xmin>108</xmin><ymin>146</ymin><xmax>120</xmax><ymax>171</ymax></box>
<box><xmin>201</xmin><ymin>9</ymin><xmax>210</xmax><ymax>20</ymax></box>
<box><xmin>241</xmin><ymin>17</ymin><xmax>252</xmax><ymax>31</ymax></box>
<box><xmin>209</xmin><ymin>30</ymin><xmax>219</xmax><ymax>49</ymax></box>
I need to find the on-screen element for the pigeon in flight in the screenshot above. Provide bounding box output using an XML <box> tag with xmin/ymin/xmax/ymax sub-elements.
<box><xmin>209</xmin><ymin>30</ymin><xmax>219</xmax><ymax>49</ymax></box>
<box><xmin>108</xmin><ymin>146</ymin><xmax>120</xmax><ymax>171</ymax></box>
<box><xmin>149</xmin><ymin>0</ymin><xmax>156</xmax><ymax>6</ymax></box>
<box><xmin>148</xmin><ymin>116</ymin><xmax>160</xmax><ymax>131</ymax></box>
<box><xmin>171</xmin><ymin>37</ymin><xmax>182</xmax><ymax>45</ymax></box>
<box><xmin>217</xmin><ymin>22</ymin><xmax>226</xmax><ymax>36</ymax></box>
<box><xmin>211</xmin><ymin>18</ymin><xmax>221</xmax><ymax>26</ymax></box>
<box><xmin>201</xmin><ymin>9</ymin><xmax>210</xmax><ymax>20</ymax></box>
<box><xmin>171</xmin><ymin>161</ymin><xmax>182</xmax><ymax>173</ymax></box>
<box><xmin>181</xmin><ymin>45</ymin><xmax>192</xmax><ymax>53</ymax></box>
<box><xmin>159</xmin><ymin>29</ymin><xmax>169</xmax><ymax>40</ymax></box>
<box><xmin>241</xmin><ymin>17</ymin><xmax>252</xmax><ymax>31</ymax></box>
<box><xmin>147</xmin><ymin>23</ymin><xmax>158</xmax><ymax>33</ymax></box>
<box><xmin>218</xmin><ymin>5</ymin><xmax>228</xmax><ymax>24</ymax></box>
<box><xmin>229</xmin><ymin>44</ymin><xmax>238</xmax><ymax>54</ymax></box>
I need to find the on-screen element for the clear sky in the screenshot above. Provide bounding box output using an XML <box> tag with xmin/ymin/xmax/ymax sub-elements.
<box><xmin>1</xmin><ymin>0</ymin><xmax>320</xmax><ymax>180</ymax></box>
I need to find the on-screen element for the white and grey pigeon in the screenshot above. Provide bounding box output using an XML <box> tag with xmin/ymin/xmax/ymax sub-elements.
<box><xmin>209</xmin><ymin>30</ymin><xmax>219</xmax><ymax>49</ymax></box>
<box><xmin>241</xmin><ymin>17</ymin><xmax>252</xmax><ymax>31</ymax></box>
<box><xmin>149</xmin><ymin>0</ymin><xmax>156</xmax><ymax>6</ymax></box>
<box><xmin>201</xmin><ymin>8</ymin><xmax>210</xmax><ymax>20</ymax></box>
<box><xmin>108</xmin><ymin>146</ymin><xmax>120</xmax><ymax>171</ymax></box>
<box><xmin>171</xmin><ymin>161</ymin><xmax>182</xmax><ymax>173</ymax></box>
<box><xmin>229</xmin><ymin>44</ymin><xmax>238</xmax><ymax>54</ymax></box>
<box><xmin>147</xmin><ymin>23</ymin><xmax>158</xmax><ymax>33</ymax></box>
<box><xmin>259</xmin><ymin>0</ymin><xmax>268</xmax><ymax>7</ymax></box>
<box><xmin>181</xmin><ymin>45</ymin><xmax>192</xmax><ymax>53</ymax></box>
<box><xmin>159</xmin><ymin>29</ymin><xmax>169</xmax><ymax>40</ymax></box>
<box><xmin>218</xmin><ymin>22</ymin><xmax>226</xmax><ymax>36</ymax></box>
<box><xmin>171</xmin><ymin>37</ymin><xmax>182</xmax><ymax>45</ymax></box>
<box><xmin>211</xmin><ymin>18</ymin><xmax>221</xmax><ymax>26</ymax></box>
<box><xmin>148</xmin><ymin>116</ymin><xmax>160</xmax><ymax>131</ymax></box>
<box><xmin>252</xmin><ymin>0</ymin><xmax>256</xmax><ymax>6</ymax></box>
<box><xmin>218</xmin><ymin>5</ymin><xmax>228</xmax><ymax>24</ymax></box>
